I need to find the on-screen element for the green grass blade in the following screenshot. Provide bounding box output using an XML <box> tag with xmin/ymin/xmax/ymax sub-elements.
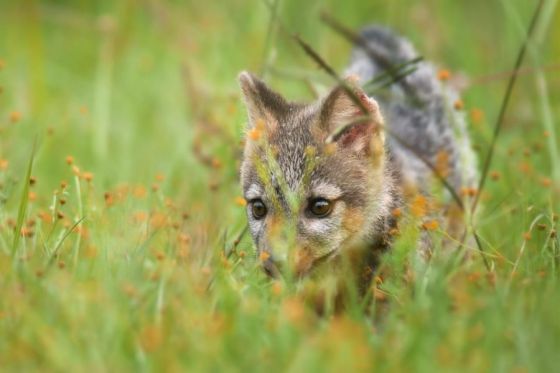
<box><xmin>11</xmin><ymin>141</ymin><xmax>36</xmax><ymax>258</ymax></box>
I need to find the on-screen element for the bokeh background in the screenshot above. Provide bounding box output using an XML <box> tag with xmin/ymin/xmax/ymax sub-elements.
<box><xmin>0</xmin><ymin>0</ymin><xmax>559</xmax><ymax>371</ymax></box>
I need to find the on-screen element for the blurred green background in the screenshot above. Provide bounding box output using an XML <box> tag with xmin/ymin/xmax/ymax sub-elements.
<box><xmin>0</xmin><ymin>0</ymin><xmax>559</xmax><ymax>372</ymax></box>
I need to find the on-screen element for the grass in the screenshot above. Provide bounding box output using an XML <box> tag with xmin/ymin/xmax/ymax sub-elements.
<box><xmin>0</xmin><ymin>0</ymin><xmax>559</xmax><ymax>371</ymax></box>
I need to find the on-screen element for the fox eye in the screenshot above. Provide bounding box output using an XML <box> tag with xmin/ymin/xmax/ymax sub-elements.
<box><xmin>250</xmin><ymin>199</ymin><xmax>267</xmax><ymax>220</ymax></box>
<box><xmin>308</xmin><ymin>198</ymin><xmax>333</xmax><ymax>218</ymax></box>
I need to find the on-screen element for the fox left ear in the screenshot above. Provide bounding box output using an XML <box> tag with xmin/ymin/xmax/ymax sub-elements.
<box><xmin>238</xmin><ymin>71</ymin><xmax>286</xmax><ymax>133</ymax></box>
<box><xmin>319</xmin><ymin>82</ymin><xmax>384</xmax><ymax>156</ymax></box>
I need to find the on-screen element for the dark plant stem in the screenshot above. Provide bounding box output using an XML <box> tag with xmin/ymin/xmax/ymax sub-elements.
<box><xmin>471</xmin><ymin>0</ymin><xmax>545</xmax><ymax>214</ymax></box>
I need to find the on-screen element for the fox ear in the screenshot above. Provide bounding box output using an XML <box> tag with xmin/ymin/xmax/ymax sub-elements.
<box><xmin>319</xmin><ymin>82</ymin><xmax>384</xmax><ymax>156</ymax></box>
<box><xmin>238</xmin><ymin>71</ymin><xmax>286</xmax><ymax>132</ymax></box>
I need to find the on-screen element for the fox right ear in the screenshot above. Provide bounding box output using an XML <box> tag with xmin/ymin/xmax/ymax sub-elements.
<box><xmin>318</xmin><ymin>82</ymin><xmax>385</xmax><ymax>157</ymax></box>
<box><xmin>238</xmin><ymin>71</ymin><xmax>286</xmax><ymax>132</ymax></box>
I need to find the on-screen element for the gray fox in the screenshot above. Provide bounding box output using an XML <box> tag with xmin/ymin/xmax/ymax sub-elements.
<box><xmin>238</xmin><ymin>26</ymin><xmax>477</xmax><ymax>294</ymax></box>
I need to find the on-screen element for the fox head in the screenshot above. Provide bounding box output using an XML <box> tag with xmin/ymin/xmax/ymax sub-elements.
<box><xmin>238</xmin><ymin>72</ymin><xmax>393</xmax><ymax>279</ymax></box>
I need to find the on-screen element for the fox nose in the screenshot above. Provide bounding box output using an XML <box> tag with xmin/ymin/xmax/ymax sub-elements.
<box><xmin>262</xmin><ymin>244</ymin><xmax>305</xmax><ymax>280</ymax></box>
<box><xmin>262</xmin><ymin>255</ymin><xmax>282</xmax><ymax>278</ymax></box>
<box><xmin>260</xmin><ymin>243</ymin><xmax>291</xmax><ymax>278</ymax></box>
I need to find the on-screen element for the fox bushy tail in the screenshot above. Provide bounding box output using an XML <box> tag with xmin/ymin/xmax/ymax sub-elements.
<box><xmin>345</xmin><ymin>25</ymin><xmax>478</xmax><ymax>193</ymax></box>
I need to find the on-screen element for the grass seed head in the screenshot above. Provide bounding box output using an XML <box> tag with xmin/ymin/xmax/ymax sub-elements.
<box><xmin>437</xmin><ymin>69</ymin><xmax>451</xmax><ymax>81</ymax></box>
<box><xmin>234</xmin><ymin>196</ymin><xmax>247</xmax><ymax>207</ymax></box>
<box><xmin>9</xmin><ymin>111</ymin><xmax>21</xmax><ymax>123</ymax></box>
<box><xmin>248</xmin><ymin>127</ymin><xmax>262</xmax><ymax>141</ymax></box>
<box><xmin>422</xmin><ymin>219</ymin><xmax>439</xmax><ymax>231</ymax></box>
<box><xmin>82</xmin><ymin>172</ymin><xmax>94</xmax><ymax>182</ymax></box>
<box><xmin>411</xmin><ymin>194</ymin><xmax>428</xmax><ymax>217</ymax></box>
<box><xmin>540</xmin><ymin>177</ymin><xmax>552</xmax><ymax>188</ymax></box>
<box><xmin>470</xmin><ymin>108</ymin><xmax>484</xmax><ymax>125</ymax></box>
<box><xmin>20</xmin><ymin>226</ymin><xmax>34</xmax><ymax>237</ymax></box>
<box><xmin>435</xmin><ymin>150</ymin><xmax>450</xmax><ymax>178</ymax></box>
<box><xmin>259</xmin><ymin>251</ymin><xmax>270</xmax><ymax>262</ymax></box>
<box><xmin>453</xmin><ymin>99</ymin><xmax>464</xmax><ymax>110</ymax></box>
<box><xmin>490</xmin><ymin>170</ymin><xmax>501</xmax><ymax>181</ymax></box>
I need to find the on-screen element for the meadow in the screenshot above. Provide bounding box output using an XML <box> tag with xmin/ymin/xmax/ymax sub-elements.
<box><xmin>0</xmin><ymin>0</ymin><xmax>559</xmax><ymax>371</ymax></box>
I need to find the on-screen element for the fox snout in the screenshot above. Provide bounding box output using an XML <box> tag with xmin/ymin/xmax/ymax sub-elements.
<box><xmin>257</xmin><ymin>222</ymin><xmax>339</xmax><ymax>280</ymax></box>
<box><xmin>259</xmin><ymin>244</ymin><xmax>322</xmax><ymax>280</ymax></box>
<box><xmin>257</xmin><ymin>224</ymin><xmax>306</xmax><ymax>279</ymax></box>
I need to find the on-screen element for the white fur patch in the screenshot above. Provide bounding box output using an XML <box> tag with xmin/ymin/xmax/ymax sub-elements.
<box><xmin>311</xmin><ymin>182</ymin><xmax>343</xmax><ymax>200</ymax></box>
<box><xmin>245</xmin><ymin>184</ymin><xmax>263</xmax><ymax>200</ymax></box>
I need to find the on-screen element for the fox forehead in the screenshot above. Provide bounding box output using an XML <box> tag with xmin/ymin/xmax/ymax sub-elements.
<box><xmin>242</xmin><ymin>148</ymin><xmax>369</xmax><ymax>212</ymax></box>
<box><xmin>244</xmin><ymin>180</ymin><xmax>343</xmax><ymax>202</ymax></box>
<box><xmin>242</xmin><ymin>105</ymin><xmax>319</xmax><ymax>192</ymax></box>
<box><xmin>269</xmin><ymin>106</ymin><xmax>319</xmax><ymax>188</ymax></box>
